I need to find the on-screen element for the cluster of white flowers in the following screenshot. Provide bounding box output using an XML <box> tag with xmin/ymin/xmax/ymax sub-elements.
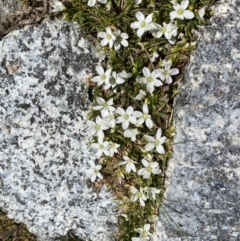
<box><xmin>86</xmin><ymin>90</ymin><xmax>167</xmax><ymax>181</ymax></box>
<box><xmin>132</xmin><ymin>223</ymin><xmax>152</xmax><ymax>241</ymax></box>
<box><xmin>130</xmin><ymin>186</ymin><xmax>160</xmax><ymax>207</ymax></box>
<box><xmin>82</xmin><ymin>0</ymin><xmax>207</xmax><ymax>239</ymax></box>
<box><xmin>85</xmin><ymin>0</ymin><xmax>198</xmax><ymax>201</ymax></box>
<box><xmin>97</xmin><ymin>27</ymin><xmax>129</xmax><ymax>51</ymax></box>
<box><xmin>93</xmin><ymin>0</ymin><xmax>195</xmax><ymax>50</ymax></box>
<box><xmin>91</xmin><ymin>66</ymin><xmax>132</xmax><ymax>89</ymax></box>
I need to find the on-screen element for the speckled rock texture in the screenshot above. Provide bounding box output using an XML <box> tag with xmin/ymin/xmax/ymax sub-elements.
<box><xmin>0</xmin><ymin>18</ymin><xmax>117</xmax><ymax>241</ymax></box>
<box><xmin>157</xmin><ymin>0</ymin><xmax>240</xmax><ymax>240</ymax></box>
<box><xmin>0</xmin><ymin>0</ymin><xmax>25</xmax><ymax>21</ymax></box>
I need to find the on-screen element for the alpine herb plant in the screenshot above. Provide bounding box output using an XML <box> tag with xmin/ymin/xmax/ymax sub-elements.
<box><xmin>60</xmin><ymin>0</ymin><xmax>217</xmax><ymax>240</ymax></box>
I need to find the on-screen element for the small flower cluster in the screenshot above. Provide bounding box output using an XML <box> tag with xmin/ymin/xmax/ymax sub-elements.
<box><xmin>63</xmin><ymin>0</ymin><xmax>212</xmax><ymax>240</ymax></box>
<box><xmin>97</xmin><ymin>27</ymin><xmax>129</xmax><ymax>51</ymax></box>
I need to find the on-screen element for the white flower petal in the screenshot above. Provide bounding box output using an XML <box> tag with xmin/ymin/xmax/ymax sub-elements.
<box><xmin>101</xmin><ymin>38</ymin><xmax>109</xmax><ymax>46</ymax></box>
<box><xmin>96</xmin><ymin>65</ymin><xmax>104</xmax><ymax>75</ymax></box>
<box><xmin>181</xmin><ymin>0</ymin><xmax>189</xmax><ymax>9</ymax></box>
<box><xmin>169</xmin><ymin>68</ymin><xmax>179</xmax><ymax>75</ymax></box>
<box><xmin>183</xmin><ymin>10</ymin><xmax>195</xmax><ymax>19</ymax></box>
<box><xmin>153</xmin><ymin>79</ymin><xmax>163</xmax><ymax>87</ymax></box>
<box><xmin>147</xmin><ymin>83</ymin><xmax>154</xmax><ymax>94</ymax></box>
<box><xmin>122</xmin><ymin>120</ymin><xmax>129</xmax><ymax>130</ymax></box>
<box><xmin>130</xmin><ymin>22</ymin><xmax>141</xmax><ymax>29</ymax></box>
<box><xmin>137</xmin><ymin>28</ymin><xmax>145</xmax><ymax>37</ymax></box>
<box><xmin>121</xmin><ymin>39</ymin><xmax>128</xmax><ymax>47</ymax></box>
<box><xmin>166</xmin><ymin>75</ymin><xmax>173</xmax><ymax>84</ymax></box>
<box><xmin>142</xmin><ymin>103</ymin><xmax>148</xmax><ymax>113</ymax></box>
<box><xmin>144</xmin><ymin>143</ymin><xmax>155</xmax><ymax>152</ymax></box>
<box><xmin>145</xmin><ymin>13</ymin><xmax>153</xmax><ymax>24</ymax></box>
<box><xmin>97</xmin><ymin>32</ymin><xmax>106</xmax><ymax>38</ymax></box>
<box><xmin>156</xmin><ymin>144</ymin><xmax>165</xmax><ymax>154</ymax></box>
<box><xmin>136</xmin><ymin>11</ymin><xmax>145</xmax><ymax>22</ymax></box>
<box><xmin>117</xmin><ymin>107</ymin><xmax>125</xmax><ymax>115</ymax></box>
<box><xmin>146</xmin><ymin>118</ymin><xmax>153</xmax><ymax>129</ymax></box>
<box><xmin>141</xmin><ymin>158</ymin><xmax>149</xmax><ymax>167</ymax></box>
<box><xmin>92</xmin><ymin>105</ymin><xmax>103</xmax><ymax>111</ymax></box>
<box><xmin>88</xmin><ymin>0</ymin><xmax>96</xmax><ymax>7</ymax></box>
<box><xmin>170</xmin><ymin>11</ymin><xmax>178</xmax><ymax>20</ymax></box>
<box><xmin>156</xmin><ymin>128</ymin><xmax>162</xmax><ymax>139</ymax></box>
<box><xmin>142</xmin><ymin>67</ymin><xmax>150</xmax><ymax>77</ymax></box>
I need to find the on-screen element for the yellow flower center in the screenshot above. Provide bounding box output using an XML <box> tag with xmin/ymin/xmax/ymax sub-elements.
<box><xmin>110</xmin><ymin>77</ymin><xmax>116</xmax><ymax>85</ymax></box>
<box><xmin>177</xmin><ymin>8</ymin><xmax>184</xmax><ymax>15</ymax></box>
<box><xmin>103</xmin><ymin>103</ymin><xmax>108</xmax><ymax>108</ymax></box>
<box><xmin>163</xmin><ymin>70</ymin><xmax>169</xmax><ymax>76</ymax></box>
<box><xmin>95</xmin><ymin>125</ymin><xmax>101</xmax><ymax>131</ymax></box>
<box><xmin>106</xmin><ymin>33</ymin><xmax>112</xmax><ymax>40</ymax></box>
<box><xmin>110</xmin><ymin>143</ymin><xmax>115</xmax><ymax>148</ymax></box>
<box><xmin>101</xmin><ymin>74</ymin><xmax>106</xmax><ymax>80</ymax></box>
<box><xmin>146</xmin><ymin>166</ymin><xmax>152</xmax><ymax>172</ymax></box>
<box><xmin>99</xmin><ymin>144</ymin><xmax>104</xmax><ymax>149</ymax></box>
<box><xmin>124</xmin><ymin>114</ymin><xmax>129</xmax><ymax>120</ymax></box>
<box><xmin>147</xmin><ymin>76</ymin><xmax>153</xmax><ymax>83</ymax></box>
<box><xmin>141</xmin><ymin>21</ymin><xmax>147</xmax><ymax>28</ymax></box>
<box><xmin>143</xmin><ymin>113</ymin><xmax>149</xmax><ymax>119</ymax></box>
<box><xmin>155</xmin><ymin>140</ymin><xmax>160</xmax><ymax>146</ymax></box>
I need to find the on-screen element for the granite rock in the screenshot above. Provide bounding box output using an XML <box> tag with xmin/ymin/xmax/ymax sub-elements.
<box><xmin>0</xmin><ymin>18</ymin><xmax>117</xmax><ymax>241</ymax></box>
<box><xmin>156</xmin><ymin>0</ymin><xmax>240</xmax><ymax>240</ymax></box>
<box><xmin>0</xmin><ymin>0</ymin><xmax>25</xmax><ymax>22</ymax></box>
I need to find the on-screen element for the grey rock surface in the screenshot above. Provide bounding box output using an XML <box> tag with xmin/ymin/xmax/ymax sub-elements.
<box><xmin>0</xmin><ymin>0</ymin><xmax>25</xmax><ymax>21</ymax></box>
<box><xmin>0</xmin><ymin>18</ymin><xmax>117</xmax><ymax>241</ymax></box>
<box><xmin>157</xmin><ymin>0</ymin><xmax>240</xmax><ymax>240</ymax></box>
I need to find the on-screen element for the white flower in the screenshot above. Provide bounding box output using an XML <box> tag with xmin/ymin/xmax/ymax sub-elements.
<box><xmin>170</xmin><ymin>0</ymin><xmax>195</xmax><ymax>20</ymax></box>
<box><xmin>86</xmin><ymin>160</ymin><xmax>103</xmax><ymax>182</ymax></box>
<box><xmin>170</xmin><ymin>0</ymin><xmax>178</xmax><ymax>4</ymax></box>
<box><xmin>144</xmin><ymin>128</ymin><xmax>166</xmax><ymax>154</ymax></box>
<box><xmin>130</xmin><ymin>11</ymin><xmax>156</xmax><ymax>37</ymax></box>
<box><xmin>198</xmin><ymin>7</ymin><xmax>205</xmax><ymax>19</ymax></box>
<box><xmin>139</xmin><ymin>67</ymin><xmax>163</xmax><ymax>94</ymax></box>
<box><xmin>90</xmin><ymin>140</ymin><xmax>110</xmax><ymax>157</ymax></box>
<box><xmin>123</xmin><ymin>128</ymin><xmax>139</xmax><ymax>141</ymax></box>
<box><xmin>113</xmin><ymin>29</ymin><xmax>129</xmax><ymax>51</ymax></box>
<box><xmin>154</xmin><ymin>22</ymin><xmax>178</xmax><ymax>43</ymax></box>
<box><xmin>150</xmin><ymin>52</ymin><xmax>159</xmax><ymax>63</ymax></box>
<box><xmin>118</xmin><ymin>70</ymin><xmax>133</xmax><ymax>79</ymax></box>
<box><xmin>104</xmin><ymin>112</ymin><xmax>116</xmax><ymax>128</ymax></box>
<box><xmin>148</xmin><ymin>215</ymin><xmax>159</xmax><ymax>223</ymax></box>
<box><xmin>51</xmin><ymin>0</ymin><xmax>66</xmax><ymax>12</ymax></box>
<box><xmin>144</xmin><ymin>187</ymin><xmax>160</xmax><ymax>200</ymax></box>
<box><xmin>97</xmin><ymin>27</ymin><xmax>116</xmax><ymax>48</ymax></box>
<box><xmin>108</xmin><ymin>141</ymin><xmax>120</xmax><ymax>156</ymax></box>
<box><xmin>130</xmin><ymin>186</ymin><xmax>147</xmax><ymax>206</ymax></box>
<box><xmin>134</xmin><ymin>89</ymin><xmax>146</xmax><ymax>100</ymax></box>
<box><xmin>116</xmin><ymin>106</ymin><xmax>137</xmax><ymax>130</ymax></box>
<box><xmin>87</xmin><ymin>116</ymin><xmax>109</xmax><ymax>141</ymax></box>
<box><xmin>135</xmin><ymin>0</ymin><xmax>143</xmax><ymax>5</ymax></box>
<box><xmin>134</xmin><ymin>104</ymin><xmax>153</xmax><ymax>129</ymax></box>
<box><xmin>92</xmin><ymin>66</ymin><xmax>112</xmax><ymax>87</ymax></box>
<box><xmin>92</xmin><ymin>97</ymin><xmax>115</xmax><ymax>118</ymax></box>
<box><xmin>135</xmin><ymin>224</ymin><xmax>152</xmax><ymax>240</ymax></box>
<box><xmin>156</xmin><ymin>60</ymin><xmax>179</xmax><ymax>84</ymax></box>
<box><xmin>88</xmin><ymin>0</ymin><xmax>107</xmax><ymax>7</ymax></box>
<box><xmin>118</xmin><ymin>155</ymin><xmax>137</xmax><ymax>173</ymax></box>
<box><xmin>138</xmin><ymin>159</ymin><xmax>161</xmax><ymax>179</ymax></box>
<box><xmin>104</xmin><ymin>71</ymin><xmax>126</xmax><ymax>89</ymax></box>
